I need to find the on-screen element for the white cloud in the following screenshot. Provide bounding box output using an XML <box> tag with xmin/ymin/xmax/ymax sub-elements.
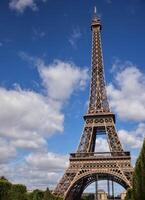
<box><xmin>69</xmin><ymin>28</ymin><xmax>82</xmax><ymax>48</ymax></box>
<box><xmin>9</xmin><ymin>0</ymin><xmax>37</xmax><ymax>12</ymax></box>
<box><xmin>9</xmin><ymin>0</ymin><xmax>47</xmax><ymax>13</ymax></box>
<box><xmin>0</xmin><ymin>42</ymin><xmax>3</xmax><ymax>47</ymax></box>
<box><xmin>19</xmin><ymin>54</ymin><xmax>89</xmax><ymax>102</ymax></box>
<box><xmin>0</xmin><ymin>87</ymin><xmax>64</xmax><ymax>151</ymax></box>
<box><xmin>0</xmin><ymin>58</ymin><xmax>88</xmax><ymax>188</ymax></box>
<box><xmin>107</xmin><ymin>62</ymin><xmax>145</xmax><ymax>121</ymax></box>
<box><xmin>106</xmin><ymin>0</ymin><xmax>112</xmax><ymax>4</ymax></box>
<box><xmin>11</xmin><ymin>138</ymin><xmax>47</xmax><ymax>150</ymax></box>
<box><xmin>37</xmin><ymin>59</ymin><xmax>89</xmax><ymax>101</ymax></box>
<box><xmin>26</xmin><ymin>152</ymin><xmax>68</xmax><ymax>172</ymax></box>
<box><xmin>0</xmin><ymin>138</ymin><xmax>17</xmax><ymax>163</ymax></box>
<box><xmin>32</xmin><ymin>28</ymin><xmax>46</xmax><ymax>40</ymax></box>
<box><xmin>94</xmin><ymin>124</ymin><xmax>144</xmax><ymax>152</ymax></box>
<box><xmin>119</xmin><ymin>123</ymin><xmax>145</xmax><ymax>149</ymax></box>
<box><xmin>12</xmin><ymin>152</ymin><xmax>68</xmax><ymax>189</ymax></box>
<box><xmin>0</xmin><ymin>152</ymin><xmax>68</xmax><ymax>189</ymax></box>
<box><xmin>0</xmin><ymin>59</ymin><xmax>88</xmax><ymax>155</ymax></box>
<box><xmin>95</xmin><ymin>138</ymin><xmax>110</xmax><ymax>152</ymax></box>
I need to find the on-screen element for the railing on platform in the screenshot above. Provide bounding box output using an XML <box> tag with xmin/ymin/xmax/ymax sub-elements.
<box><xmin>70</xmin><ymin>151</ymin><xmax>130</xmax><ymax>158</ymax></box>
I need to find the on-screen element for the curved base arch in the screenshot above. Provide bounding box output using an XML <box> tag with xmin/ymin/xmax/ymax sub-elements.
<box><xmin>65</xmin><ymin>171</ymin><xmax>130</xmax><ymax>200</ymax></box>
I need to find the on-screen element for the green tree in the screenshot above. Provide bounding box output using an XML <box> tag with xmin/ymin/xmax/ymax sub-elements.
<box><xmin>10</xmin><ymin>184</ymin><xmax>27</xmax><ymax>200</ymax></box>
<box><xmin>26</xmin><ymin>192</ymin><xmax>33</xmax><ymax>200</ymax></box>
<box><xmin>125</xmin><ymin>138</ymin><xmax>145</xmax><ymax>200</ymax></box>
<box><xmin>0</xmin><ymin>178</ymin><xmax>12</xmax><ymax>200</ymax></box>
<box><xmin>31</xmin><ymin>189</ymin><xmax>44</xmax><ymax>200</ymax></box>
<box><xmin>140</xmin><ymin>138</ymin><xmax>145</xmax><ymax>199</ymax></box>
<box><xmin>125</xmin><ymin>188</ymin><xmax>133</xmax><ymax>200</ymax></box>
<box><xmin>132</xmin><ymin>139</ymin><xmax>145</xmax><ymax>200</ymax></box>
<box><xmin>43</xmin><ymin>188</ymin><xmax>51</xmax><ymax>200</ymax></box>
<box><xmin>0</xmin><ymin>176</ymin><xmax>9</xmax><ymax>181</ymax></box>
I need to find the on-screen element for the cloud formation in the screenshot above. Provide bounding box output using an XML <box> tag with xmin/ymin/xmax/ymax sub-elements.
<box><xmin>0</xmin><ymin>152</ymin><xmax>68</xmax><ymax>189</ymax></box>
<box><xmin>32</xmin><ymin>28</ymin><xmax>46</xmax><ymax>40</ymax></box>
<box><xmin>69</xmin><ymin>28</ymin><xmax>82</xmax><ymax>48</ymax></box>
<box><xmin>106</xmin><ymin>0</ymin><xmax>112</xmax><ymax>4</ymax></box>
<box><xmin>95</xmin><ymin>138</ymin><xmax>110</xmax><ymax>152</ymax></box>
<box><xmin>0</xmin><ymin>138</ymin><xmax>17</xmax><ymax>163</ymax></box>
<box><xmin>9</xmin><ymin>0</ymin><xmax>46</xmax><ymax>13</ymax></box>
<box><xmin>0</xmin><ymin>87</ymin><xmax>64</xmax><ymax>140</ymax></box>
<box><xmin>0</xmin><ymin>58</ymin><xmax>88</xmax><ymax>188</ymax></box>
<box><xmin>26</xmin><ymin>152</ymin><xmax>68</xmax><ymax>172</ymax></box>
<box><xmin>107</xmin><ymin>61</ymin><xmax>145</xmax><ymax>121</ymax></box>
<box><xmin>38</xmin><ymin>59</ymin><xmax>89</xmax><ymax>101</ymax></box>
<box><xmin>119</xmin><ymin>123</ymin><xmax>145</xmax><ymax>149</ymax></box>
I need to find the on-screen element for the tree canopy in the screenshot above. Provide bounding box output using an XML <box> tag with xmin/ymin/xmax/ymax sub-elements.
<box><xmin>125</xmin><ymin>138</ymin><xmax>145</xmax><ymax>200</ymax></box>
<box><xmin>0</xmin><ymin>177</ymin><xmax>63</xmax><ymax>200</ymax></box>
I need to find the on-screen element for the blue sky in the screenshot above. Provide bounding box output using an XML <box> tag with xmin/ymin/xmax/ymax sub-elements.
<box><xmin>0</xmin><ymin>0</ymin><xmax>145</xmax><ymax>195</ymax></box>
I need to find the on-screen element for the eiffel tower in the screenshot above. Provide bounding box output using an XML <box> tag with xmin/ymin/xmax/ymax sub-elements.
<box><xmin>54</xmin><ymin>8</ymin><xmax>133</xmax><ymax>200</ymax></box>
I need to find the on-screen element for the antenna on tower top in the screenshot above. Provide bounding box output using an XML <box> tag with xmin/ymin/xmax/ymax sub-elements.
<box><xmin>94</xmin><ymin>6</ymin><xmax>97</xmax><ymax>15</ymax></box>
<box><xmin>92</xmin><ymin>6</ymin><xmax>101</xmax><ymax>29</ymax></box>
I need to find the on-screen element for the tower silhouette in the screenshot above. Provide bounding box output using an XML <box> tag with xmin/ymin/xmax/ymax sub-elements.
<box><xmin>54</xmin><ymin>10</ymin><xmax>133</xmax><ymax>200</ymax></box>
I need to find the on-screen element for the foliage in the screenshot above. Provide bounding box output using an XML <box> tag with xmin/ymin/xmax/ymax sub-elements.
<box><xmin>125</xmin><ymin>188</ymin><xmax>133</xmax><ymax>200</ymax></box>
<box><xmin>10</xmin><ymin>184</ymin><xmax>27</xmax><ymax>200</ymax></box>
<box><xmin>31</xmin><ymin>189</ymin><xmax>44</xmax><ymax>200</ymax></box>
<box><xmin>81</xmin><ymin>194</ymin><xmax>94</xmax><ymax>200</ymax></box>
<box><xmin>125</xmin><ymin>138</ymin><xmax>145</xmax><ymax>200</ymax></box>
<box><xmin>140</xmin><ymin>138</ymin><xmax>145</xmax><ymax>199</ymax></box>
<box><xmin>26</xmin><ymin>192</ymin><xmax>34</xmax><ymax>200</ymax></box>
<box><xmin>0</xmin><ymin>176</ymin><xmax>63</xmax><ymax>200</ymax></box>
<box><xmin>26</xmin><ymin>188</ymin><xmax>63</xmax><ymax>200</ymax></box>
<box><xmin>132</xmin><ymin>138</ymin><xmax>145</xmax><ymax>200</ymax></box>
<box><xmin>26</xmin><ymin>189</ymin><xmax>44</xmax><ymax>200</ymax></box>
<box><xmin>43</xmin><ymin>188</ymin><xmax>51</xmax><ymax>200</ymax></box>
<box><xmin>0</xmin><ymin>178</ymin><xmax>12</xmax><ymax>200</ymax></box>
<box><xmin>0</xmin><ymin>176</ymin><xmax>9</xmax><ymax>181</ymax></box>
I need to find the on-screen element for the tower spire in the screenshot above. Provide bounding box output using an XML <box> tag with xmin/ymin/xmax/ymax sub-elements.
<box><xmin>91</xmin><ymin>6</ymin><xmax>101</xmax><ymax>29</ymax></box>
<box><xmin>94</xmin><ymin>6</ymin><xmax>97</xmax><ymax>15</ymax></box>
<box><xmin>88</xmin><ymin>7</ymin><xmax>109</xmax><ymax>114</ymax></box>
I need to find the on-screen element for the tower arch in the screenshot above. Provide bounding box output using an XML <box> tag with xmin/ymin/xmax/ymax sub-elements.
<box><xmin>65</xmin><ymin>170</ymin><xmax>131</xmax><ymax>200</ymax></box>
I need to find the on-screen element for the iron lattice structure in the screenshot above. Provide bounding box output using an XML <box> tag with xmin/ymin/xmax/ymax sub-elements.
<box><xmin>54</xmin><ymin>13</ymin><xmax>133</xmax><ymax>200</ymax></box>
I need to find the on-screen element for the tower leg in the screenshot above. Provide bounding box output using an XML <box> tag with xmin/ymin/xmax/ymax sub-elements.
<box><xmin>112</xmin><ymin>180</ymin><xmax>114</xmax><ymax>200</ymax></box>
<box><xmin>95</xmin><ymin>175</ymin><xmax>98</xmax><ymax>200</ymax></box>
<box><xmin>107</xmin><ymin>179</ymin><xmax>110</xmax><ymax>198</ymax></box>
